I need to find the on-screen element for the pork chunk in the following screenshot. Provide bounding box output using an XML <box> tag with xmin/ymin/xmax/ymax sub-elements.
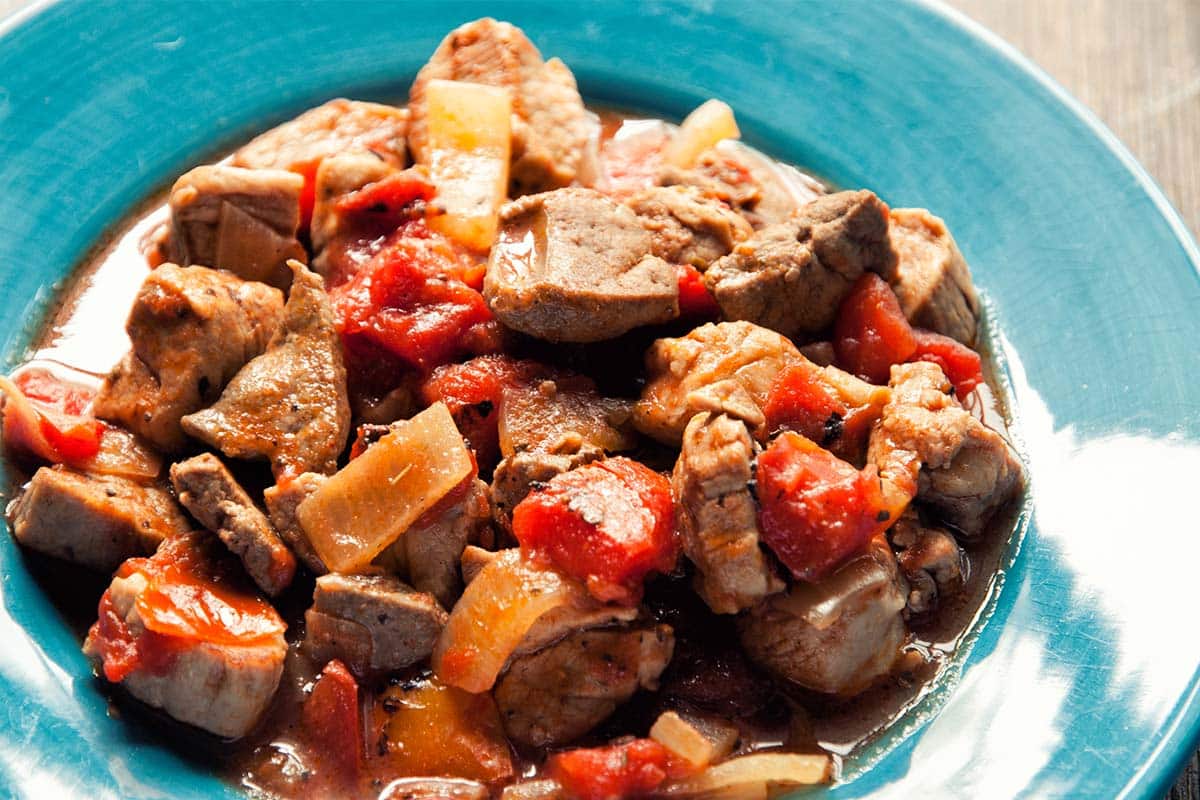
<box><xmin>170</xmin><ymin>453</ymin><xmax>296</xmax><ymax>596</ymax></box>
<box><xmin>918</xmin><ymin>419</ymin><xmax>1023</xmax><ymax>537</ymax></box>
<box><xmin>888</xmin><ymin>510</ymin><xmax>964</xmax><ymax>617</ymax></box>
<box><xmin>626</xmin><ymin>186</ymin><xmax>752</xmax><ymax>268</ymax></box>
<box><xmin>263</xmin><ymin>472</ymin><xmax>329</xmax><ymax>575</ymax></box>
<box><xmin>408</xmin><ymin>18</ymin><xmax>589</xmax><ymax>194</ymax></box>
<box><xmin>168</xmin><ymin>165</ymin><xmax>306</xmax><ymax>289</ymax></box>
<box><xmin>94</xmin><ymin>265</ymin><xmax>284</xmax><ymax>453</ymax></box>
<box><xmin>182</xmin><ymin>261</ymin><xmax>350</xmax><ymax>479</ymax></box>
<box><xmin>889</xmin><ymin>208</ymin><xmax>980</xmax><ymax>345</ymax></box>
<box><xmin>673</xmin><ymin>412</ymin><xmax>783</xmax><ymax>614</ymax></box>
<box><xmin>9</xmin><ymin>465</ymin><xmax>189</xmax><ymax>571</ymax></box>
<box><xmin>704</xmin><ymin>190</ymin><xmax>898</xmax><ymax>338</ymax></box>
<box><xmin>232</xmin><ymin>98</ymin><xmax>407</xmax><ymax>175</ymax></box>
<box><xmin>635</xmin><ymin>321</ymin><xmax>801</xmax><ymax>445</ymax></box>
<box><xmin>305</xmin><ymin>573</ymin><xmax>447</xmax><ymax>673</ymax></box>
<box><xmin>484</xmin><ymin>189</ymin><xmax>678</xmax><ymax>342</ymax></box>
<box><xmin>494</xmin><ymin>624</ymin><xmax>674</xmax><ymax>748</ymax></box>
<box><xmin>737</xmin><ymin>539</ymin><xmax>906</xmax><ymax>696</ymax></box>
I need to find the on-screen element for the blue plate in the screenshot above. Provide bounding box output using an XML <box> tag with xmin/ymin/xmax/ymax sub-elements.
<box><xmin>1</xmin><ymin>1</ymin><xmax>1198</xmax><ymax>798</ymax></box>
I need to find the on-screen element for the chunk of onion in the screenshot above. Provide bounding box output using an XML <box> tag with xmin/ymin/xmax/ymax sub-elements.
<box><xmin>659</xmin><ymin>752</ymin><xmax>831</xmax><ymax>798</ymax></box>
<box><xmin>664</xmin><ymin>99</ymin><xmax>740</xmax><ymax>169</ymax></box>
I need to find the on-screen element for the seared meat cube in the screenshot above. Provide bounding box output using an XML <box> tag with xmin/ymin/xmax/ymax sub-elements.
<box><xmin>494</xmin><ymin>624</ymin><xmax>674</xmax><ymax>748</ymax></box>
<box><xmin>889</xmin><ymin>208</ymin><xmax>980</xmax><ymax>345</ymax></box>
<box><xmin>490</xmin><ymin>438</ymin><xmax>604</xmax><ymax>530</ymax></box>
<box><xmin>868</xmin><ymin>362</ymin><xmax>1022</xmax><ymax>536</ymax></box>
<box><xmin>673</xmin><ymin>412</ymin><xmax>783</xmax><ymax>614</ymax></box>
<box><xmin>9</xmin><ymin>465</ymin><xmax>189</xmax><ymax>571</ymax></box>
<box><xmin>635</xmin><ymin>321</ymin><xmax>801</xmax><ymax>445</ymax></box>
<box><xmin>82</xmin><ymin>534</ymin><xmax>287</xmax><ymax>738</ymax></box>
<box><xmin>484</xmin><ymin>188</ymin><xmax>678</xmax><ymax>343</ymax></box>
<box><xmin>888</xmin><ymin>510</ymin><xmax>964</xmax><ymax>617</ymax></box>
<box><xmin>170</xmin><ymin>453</ymin><xmax>296</xmax><ymax>596</ymax></box>
<box><xmin>305</xmin><ymin>573</ymin><xmax>447</xmax><ymax>673</ymax></box>
<box><xmin>626</xmin><ymin>186</ymin><xmax>752</xmax><ymax>268</ymax></box>
<box><xmin>167</xmin><ymin>165</ymin><xmax>306</xmax><ymax>289</ymax></box>
<box><xmin>704</xmin><ymin>190</ymin><xmax>898</xmax><ymax>338</ymax></box>
<box><xmin>232</xmin><ymin>98</ymin><xmax>407</xmax><ymax>174</ymax></box>
<box><xmin>408</xmin><ymin>18</ymin><xmax>589</xmax><ymax>194</ymax></box>
<box><xmin>263</xmin><ymin>472</ymin><xmax>329</xmax><ymax>575</ymax></box>
<box><xmin>94</xmin><ymin>264</ymin><xmax>284</xmax><ymax>453</ymax></box>
<box><xmin>738</xmin><ymin>538</ymin><xmax>907</xmax><ymax>696</ymax></box>
<box><xmin>182</xmin><ymin>261</ymin><xmax>350</xmax><ymax>479</ymax></box>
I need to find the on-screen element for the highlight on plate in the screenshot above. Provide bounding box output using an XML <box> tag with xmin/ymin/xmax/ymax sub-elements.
<box><xmin>0</xmin><ymin>18</ymin><xmax>1024</xmax><ymax>800</ymax></box>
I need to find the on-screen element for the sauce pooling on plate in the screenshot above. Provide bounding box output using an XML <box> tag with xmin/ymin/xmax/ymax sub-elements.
<box><xmin>2</xmin><ymin>17</ymin><xmax>1023</xmax><ymax>800</ymax></box>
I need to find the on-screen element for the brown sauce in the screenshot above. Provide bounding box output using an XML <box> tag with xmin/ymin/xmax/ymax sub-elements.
<box><xmin>8</xmin><ymin>108</ymin><xmax>1023</xmax><ymax>799</ymax></box>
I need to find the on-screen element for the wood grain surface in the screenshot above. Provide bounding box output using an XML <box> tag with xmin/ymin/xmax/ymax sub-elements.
<box><xmin>1</xmin><ymin>0</ymin><xmax>1197</xmax><ymax>796</ymax></box>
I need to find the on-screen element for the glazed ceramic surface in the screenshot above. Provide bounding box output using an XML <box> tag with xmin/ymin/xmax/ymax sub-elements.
<box><xmin>0</xmin><ymin>1</ymin><xmax>1198</xmax><ymax>798</ymax></box>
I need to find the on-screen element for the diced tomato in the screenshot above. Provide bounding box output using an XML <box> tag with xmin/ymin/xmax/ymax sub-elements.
<box><xmin>92</xmin><ymin>590</ymin><xmax>141</xmax><ymax>682</ymax></box>
<box><xmin>419</xmin><ymin>355</ymin><xmax>552</xmax><ymax>469</ymax></box>
<box><xmin>833</xmin><ymin>273</ymin><xmax>918</xmax><ymax>384</ymax></box>
<box><xmin>599</xmin><ymin>126</ymin><xmax>669</xmax><ymax>198</ymax></box>
<box><xmin>512</xmin><ymin>457</ymin><xmax>678</xmax><ymax>605</ymax></box>
<box><xmin>756</xmin><ymin>431</ymin><xmax>889</xmax><ymax>582</ymax></box>
<box><xmin>676</xmin><ymin>263</ymin><xmax>720</xmax><ymax>319</ymax></box>
<box><xmin>332</xmin><ymin>220</ymin><xmax>499</xmax><ymax>374</ymax></box>
<box><xmin>2</xmin><ymin>367</ymin><xmax>105</xmax><ymax>465</ymax></box>
<box><xmin>334</xmin><ymin>170</ymin><xmax>437</xmax><ymax>218</ymax></box>
<box><xmin>547</xmin><ymin>739</ymin><xmax>671</xmax><ymax>800</ymax></box>
<box><xmin>288</xmin><ymin>157</ymin><xmax>323</xmax><ymax>231</ymax></box>
<box><xmin>910</xmin><ymin>328</ymin><xmax>984</xmax><ymax>400</ymax></box>
<box><xmin>764</xmin><ymin>361</ymin><xmax>847</xmax><ymax>444</ymax></box>
<box><xmin>303</xmin><ymin>660</ymin><xmax>362</xmax><ymax>782</ymax></box>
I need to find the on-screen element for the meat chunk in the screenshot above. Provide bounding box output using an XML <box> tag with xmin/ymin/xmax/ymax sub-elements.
<box><xmin>626</xmin><ymin>186</ymin><xmax>752</xmax><ymax>268</ymax></box>
<box><xmin>182</xmin><ymin>261</ymin><xmax>350</xmax><ymax>479</ymax></box>
<box><xmin>94</xmin><ymin>265</ymin><xmax>284</xmax><ymax>453</ymax></box>
<box><xmin>232</xmin><ymin>98</ymin><xmax>407</xmax><ymax>174</ymax></box>
<box><xmin>889</xmin><ymin>208</ymin><xmax>980</xmax><ymax>345</ymax></box>
<box><xmin>169</xmin><ymin>453</ymin><xmax>296</xmax><ymax>596</ymax></box>
<box><xmin>868</xmin><ymin>362</ymin><xmax>1022</xmax><ymax>537</ymax></box>
<box><xmin>305</xmin><ymin>573</ymin><xmax>447</xmax><ymax>673</ymax></box>
<box><xmin>484</xmin><ymin>188</ymin><xmax>678</xmax><ymax>342</ymax></box>
<box><xmin>263</xmin><ymin>472</ymin><xmax>329</xmax><ymax>574</ymax></box>
<box><xmin>737</xmin><ymin>538</ymin><xmax>906</xmax><ymax>695</ymax></box>
<box><xmin>490</xmin><ymin>438</ymin><xmax>605</xmax><ymax>529</ymax></box>
<box><xmin>167</xmin><ymin>165</ymin><xmax>306</xmax><ymax>289</ymax></box>
<box><xmin>82</xmin><ymin>535</ymin><xmax>287</xmax><ymax>738</ymax></box>
<box><xmin>888</xmin><ymin>510</ymin><xmax>964</xmax><ymax>617</ymax></box>
<box><xmin>635</xmin><ymin>321</ymin><xmax>801</xmax><ymax>445</ymax></box>
<box><xmin>673</xmin><ymin>413</ymin><xmax>783</xmax><ymax>614</ymax></box>
<box><xmin>408</xmin><ymin>18</ymin><xmax>588</xmax><ymax>194</ymax></box>
<box><xmin>9</xmin><ymin>465</ymin><xmax>189</xmax><ymax>571</ymax></box>
<box><xmin>703</xmin><ymin>190</ymin><xmax>898</xmax><ymax>338</ymax></box>
<box><xmin>494</xmin><ymin>624</ymin><xmax>674</xmax><ymax>748</ymax></box>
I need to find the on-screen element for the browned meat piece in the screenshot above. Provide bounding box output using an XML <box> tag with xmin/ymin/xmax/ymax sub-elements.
<box><xmin>490</xmin><ymin>438</ymin><xmax>604</xmax><ymax>529</ymax></box>
<box><xmin>494</xmin><ymin>624</ymin><xmax>674</xmax><ymax>748</ymax></box>
<box><xmin>498</xmin><ymin>378</ymin><xmax>636</xmax><ymax>460</ymax></box>
<box><xmin>379</xmin><ymin>779</ymin><xmax>488</xmax><ymax>800</ymax></box>
<box><xmin>703</xmin><ymin>190</ymin><xmax>898</xmax><ymax>338</ymax></box>
<box><xmin>889</xmin><ymin>208</ymin><xmax>980</xmax><ymax>345</ymax></box>
<box><xmin>182</xmin><ymin>261</ymin><xmax>350</xmax><ymax>479</ymax></box>
<box><xmin>460</xmin><ymin>544</ymin><xmax>499</xmax><ymax>586</ymax></box>
<box><xmin>232</xmin><ymin>98</ymin><xmax>407</xmax><ymax>174</ymax></box>
<box><xmin>94</xmin><ymin>264</ymin><xmax>284</xmax><ymax>453</ymax></box>
<box><xmin>82</xmin><ymin>536</ymin><xmax>287</xmax><ymax>738</ymax></box>
<box><xmin>9</xmin><ymin>465</ymin><xmax>189</xmax><ymax>570</ymax></box>
<box><xmin>484</xmin><ymin>189</ymin><xmax>677</xmax><ymax>342</ymax></box>
<box><xmin>635</xmin><ymin>321</ymin><xmax>801</xmax><ymax>445</ymax></box>
<box><xmin>868</xmin><ymin>362</ymin><xmax>1022</xmax><ymax>537</ymax></box>
<box><xmin>673</xmin><ymin>413</ymin><xmax>783</xmax><ymax>614</ymax></box>
<box><xmin>167</xmin><ymin>165</ymin><xmax>307</xmax><ymax>289</ymax></box>
<box><xmin>626</xmin><ymin>186</ymin><xmax>752</xmax><ymax>268</ymax></box>
<box><xmin>408</xmin><ymin>18</ymin><xmax>588</xmax><ymax>194</ymax></box>
<box><xmin>263</xmin><ymin>472</ymin><xmax>329</xmax><ymax>575</ymax></box>
<box><xmin>659</xmin><ymin>148</ymin><xmax>763</xmax><ymax>215</ymax></box>
<box><xmin>888</xmin><ymin>510</ymin><xmax>964</xmax><ymax>617</ymax></box>
<box><xmin>169</xmin><ymin>453</ymin><xmax>296</xmax><ymax>596</ymax></box>
<box><xmin>310</xmin><ymin>153</ymin><xmax>396</xmax><ymax>277</ymax></box>
<box><xmin>738</xmin><ymin>538</ymin><xmax>907</xmax><ymax>696</ymax></box>
<box><xmin>681</xmin><ymin>379</ymin><xmax>767</xmax><ymax>430</ymax></box>
<box><xmin>305</xmin><ymin>573</ymin><xmax>447</xmax><ymax>674</ymax></box>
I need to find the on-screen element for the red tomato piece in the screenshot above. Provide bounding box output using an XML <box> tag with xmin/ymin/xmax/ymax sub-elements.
<box><xmin>547</xmin><ymin>739</ymin><xmax>671</xmax><ymax>800</ymax></box>
<box><xmin>756</xmin><ymin>431</ymin><xmax>889</xmax><ymax>582</ymax></box>
<box><xmin>910</xmin><ymin>328</ymin><xmax>984</xmax><ymax>400</ymax></box>
<box><xmin>303</xmin><ymin>660</ymin><xmax>362</xmax><ymax>783</ymax></box>
<box><xmin>512</xmin><ymin>457</ymin><xmax>678</xmax><ymax>605</ymax></box>
<box><xmin>764</xmin><ymin>361</ymin><xmax>847</xmax><ymax>444</ymax></box>
<box><xmin>288</xmin><ymin>157</ymin><xmax>322</xmax><ymax>231</ymax></box>
<box><xmin>3</xmin><ymin>367</ymin><xmax>105</xmax><ymax>464</ymax></box>
<box><xmin>833</xmin><ymin>273</ymin><xmax>918</xmax><ymax>384</ymax></box>
<box><xmin>334</xmin><ymin>170</ymin><xmax>437</xmax><ymax>217</ymax></box>
<box><xmin>676</xmin><ymin>263</ymin><xmax>720</xmax><ymax>319</ymax></box>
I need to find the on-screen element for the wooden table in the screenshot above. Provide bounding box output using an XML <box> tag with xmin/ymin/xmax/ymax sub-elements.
<box><xmin>1</xmin><ymin>0</ymin><xmax>1197</xmax><ymax>796</ymax></box>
